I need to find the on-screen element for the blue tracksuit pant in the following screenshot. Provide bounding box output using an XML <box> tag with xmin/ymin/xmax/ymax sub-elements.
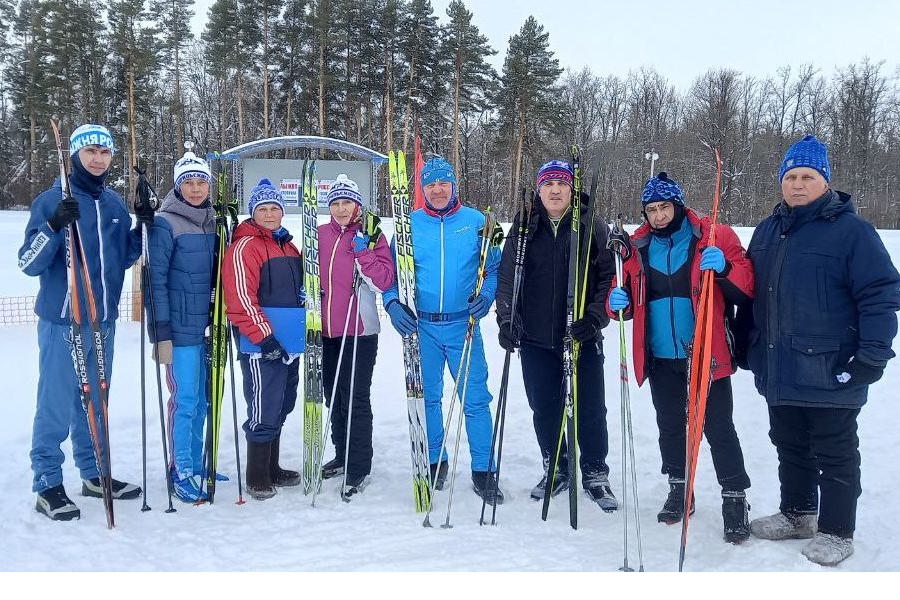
<box><xmin>30</xmin><ymin>319</ymin><xmax>116</xmax><ymax>493</ymax></box>
<box><xmin>165</xmin><ymin>344</ymin><xmax>208</xmax><ymax>479</ymax></box>
<box><xmin>419</xmin><ymin>318</ymin><xmax>494</xmax><ymax>471</ymax></box>
<box><xmin>238</xmin><ymin>354</ymin><xmax>300</xmax><ymax>443</ymax></box>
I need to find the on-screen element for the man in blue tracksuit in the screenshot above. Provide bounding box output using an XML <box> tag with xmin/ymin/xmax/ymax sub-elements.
<box><xmin>383</xmin><ymin>157</ymin><xmax>503</xmax><ymax>504</ymax></box>
<box><xmin>146</xmin><ymin>150</ymin><xmax>217</xmax><ymax>503</ymax></box>
<box><xmin>18</xmin><ymin>123</ymin><xmax>153</xmax><ymax>521</ymax></box>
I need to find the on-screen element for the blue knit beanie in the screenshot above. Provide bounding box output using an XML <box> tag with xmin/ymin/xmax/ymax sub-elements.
<box><xmin>641</xmin><ymin>172</ymin><xmax>685</xmax><ymax>205</ymax></box>
<box><xmin>248</xmin><ymin>178</ymin><xmax>285</xmax><ymax>214</ymax></box>
<box><xmin>69</xmin><ymin>124</ymin><xmax>115</xmax><ymax>156</ymax></box>
<box><xmin>421</xmin><ymin>157</ymin><xmax>456</xmax><ymax>187</ymax></box>
<box><xmin>779</xmin><ymin>134</ymin><xmax>830</xmax><ymax>182</ymax></box>
<box><xmin>535</xmin><ymin>160</ymin><xmax>574</xmax><ymax>189</ymax></box>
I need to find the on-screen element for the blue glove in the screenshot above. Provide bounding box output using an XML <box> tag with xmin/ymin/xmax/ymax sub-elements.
<box><xmin>609</xmin><ymin>287</ymin><xmax>630</xmax><ymax>311</ymax></box>
<box><xmin>467</xmin><ymin>294</ymin><xmax>490</xmax><ymax>319</ymax></box>
<box><xmin>353</xmin><ymin>231</ymin><xmax>370</xmax><ymax>253</ymax></box>
<box><xmin>699</xmin><ymin>246</ymin><xmax>726</xmax><ymax>273</ymax></box>
<box><xmin>386</xmin><ymin>300</ymin><xmax>417</xmax><ymax>336</ymax></box>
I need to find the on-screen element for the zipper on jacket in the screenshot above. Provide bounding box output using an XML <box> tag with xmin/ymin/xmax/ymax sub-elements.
<box><xmin>94</xmin><ymin>200</ymin><xmax>109</xmax><ymax>322</ymax></box>
<box><xmin>666</xmin><ymin>238</ymin><xmax>679</xmax><ymax>355</ymax></box>
<box><xmin>326</xmin><ymin>228</ymin><xmax>344</xmax><ymax>335</ymax></box>
<box><xmin>439</xmin><ymin>218</ymin><xmax>445</xmax><ymax>312</ymax></box>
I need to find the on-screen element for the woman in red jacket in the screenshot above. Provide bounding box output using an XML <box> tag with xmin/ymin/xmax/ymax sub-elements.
<box><xmin>606</xmin><ymin>172</ymin><xmax>754</xmax><ymax>543</ymax></box>
<box><xmin>223</xmin><ymin>178</ymin><xmax>304</xmax><ymax>500</ymax></box>
<box><xmin>317</xmin><ymin>175</ymin><xmax>395</xmax><ymax>500</ymax></box>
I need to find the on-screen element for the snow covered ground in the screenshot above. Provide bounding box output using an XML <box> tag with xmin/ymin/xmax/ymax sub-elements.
<box><xmin>1</xmin><ymin>211</ymin><xmax>898</xmax><ymax>575</ymax></box>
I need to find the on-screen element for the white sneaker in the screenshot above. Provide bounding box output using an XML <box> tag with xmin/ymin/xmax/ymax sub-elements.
<box><xmin>750</xmin><ymin>511</ymin><xmax>817</xmax><ymax>540</ymax></box>
<box><xmin>801</xmin><ymin>532</ymin><xmax>854</xmax><ymax>566</ymax></box>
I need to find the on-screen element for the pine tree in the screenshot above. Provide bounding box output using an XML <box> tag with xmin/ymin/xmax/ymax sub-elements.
<box><xmin>496</xmin><ymin>15</ymin><xmax>563</xmax><ymax>202</ymax></box>
<box><xmin>203</xmin><ymin>0</ymin><xmax>241</xmax><ymax>148</ymax></box>
<box><xmin>272</xmin><ymin>0</ymin><xmax>314</xmax><ymax>137</ymax></box>
<box><xmin>398</xmin><ymin>0</ymin><xmax>442</xmax><ymax>152</ymax></box>
<box><xmin>441</xmin><ymin>0</ymin><xmax>495</xmax><ymax>194</ymax></box>
<box><xmin>150</xmin><ymin>0</ymin><xmax>194</xmax><ymax>149</ymax></box>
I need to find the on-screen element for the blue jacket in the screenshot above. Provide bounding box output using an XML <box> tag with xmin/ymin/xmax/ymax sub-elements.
<box><xmin>146</xmin><ymin>189</ymin><xmax>217</xmax><ymax>346</ymax></box>
<box><xmin>383</xmin><ymin>205</ymin><xmax>500</xmax><ymax>317</ymax></box>
<box><xmin>18</xmin><ymin>178</ymin><xmax>141</xmax><ymax>324</ymax></box>
<box><xmin>745</xmin><ymin>189</ymin><xmax>900</xmax><ymax>408</ymax></box>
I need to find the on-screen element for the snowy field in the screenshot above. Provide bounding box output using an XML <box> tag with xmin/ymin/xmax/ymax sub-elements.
<box><xmin>1</xmin><ymin>210</ymin><xmax>899</xmax><ymax>579</ymax></box>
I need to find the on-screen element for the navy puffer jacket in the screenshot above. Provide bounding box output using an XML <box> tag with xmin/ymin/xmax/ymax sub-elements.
<box><xmin>745</xmin><ymin>189</ymin><xmax>900</xmax><ymax>408</ymax></box>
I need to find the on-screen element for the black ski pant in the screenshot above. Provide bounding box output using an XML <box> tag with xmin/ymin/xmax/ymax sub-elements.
<box><xmin>768</xmin><ymin>404</ymin><xmax>861</xmax><ymax>538</ymax></box>
<box><xmin>647</xmin><ymin>358</ymin><xmax>750</xmax><ymax>491</ymax></box>
<box><xmin>323</xmin><ymin>334</ymin><xmax>377</xmax><ymax>479</ymax></box>
<box><xmin>519</xmin><ymin>342</ymin><xmax>609</xmax><ymax>480</ymax></box>
<box><xmin>238</xmin><ymin>353</ymin><xmax>299</xmax><ymax>443</ymax></box>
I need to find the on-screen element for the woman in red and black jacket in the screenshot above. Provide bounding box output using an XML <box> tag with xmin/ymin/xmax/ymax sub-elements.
<box><xmin>606</xmin><ymin>172</ymin><xmax>754</xmax><ymax>543</ymax></box>
<box><xmin>223</xmin><ymin>178</ymin><xmax>304</xmax><ymax>501</ymax></box>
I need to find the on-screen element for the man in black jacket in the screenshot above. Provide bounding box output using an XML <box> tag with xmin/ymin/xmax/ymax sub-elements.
<box><xmin>495</xmin><ymin>159</ymin><xmax>617</xmax><ymax>510</ymax></box>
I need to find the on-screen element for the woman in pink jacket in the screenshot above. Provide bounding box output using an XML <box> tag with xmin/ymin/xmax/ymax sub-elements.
<box><xmin>318</xmin><ymin>174</ymin><xmax>395</xmax><ymax>500</ymax></box>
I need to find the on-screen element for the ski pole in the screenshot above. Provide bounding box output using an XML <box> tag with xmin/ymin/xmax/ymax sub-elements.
<box><xmin>340</xmin><ymin>285</ymin><xmax>362</xmax><ymax>502</ymax></box>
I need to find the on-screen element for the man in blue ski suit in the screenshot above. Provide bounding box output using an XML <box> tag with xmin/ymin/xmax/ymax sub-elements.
<box><xmin>18</xmin><ymin>123</ymin><xmax>153</xmax><ymax>521</ymax></box>
<box><xmin>383</xmin><ymin>157</ymin><xmax>503</xmax><ymax>504</ymax></box>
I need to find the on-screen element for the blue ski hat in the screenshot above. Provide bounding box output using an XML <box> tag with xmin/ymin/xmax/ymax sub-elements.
<box><xmin>248</xmin><ymin>178</ymin><xmax>285</xmax><ymax>214</ymax></box>
<box><xmin>421</xmin><ymin>157</ymin><xmax>457</xmax><ymax>187</ymax></box>
<box><xmin>326</xmin><ymin>174</ymin><xmax>363</xmax><ymax>206</ymax></box>
<box><xmin>779</xmin><ymin>134</ymin><xmax>830</xmax><ymax>182</ymax></box>
<box><xmin>535</xmin><ymin>160</ymin><xmax>574</xmax><ymax>189</ymax></box>
<box><xmin>69</xmin><ymin>124</ymin><xmax>115</xmax><ymax>156</ymax></box>
<box><xmin>641</xmin><ymin>171</ymin><xmax>685</xmax><ymax>206</ymax></box>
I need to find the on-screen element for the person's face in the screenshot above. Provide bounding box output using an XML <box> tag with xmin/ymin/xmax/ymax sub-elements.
<box><xmin>781</xmin><ymin>167</ymin><xmax>829</xmax><ymax>207</ymax></box>
<box><xmin>329</xmin><ymin>199</ymin><xmax>360</xmax><ymax>227</ymax></box>
<box><xmin>424</xmin><ymin>180</ymin><xmax>454</xmax><ymax>209</ymax></box>
<box><xmin>179</xmin><ymin>178</ymin><xmax>210</xmax><ymax>206</ymax></box>
<box><xmin>77</xmin><ymin>146</ymin><xmax>113</xmax><ymax>176</ymax></box>
<box><xmin>645</xmin><ymin>200</ymin><xmax>675</xmax><ymax>229</ymax></box>
<box><xmin>539</xmin><ymin>180</ymin><xmax>572</xmax><ymax>218</ymax></box>
<box><xmin>253</xmin><ymin>203</ymin><xmax>284</xmax><ymax>231</ymax></box>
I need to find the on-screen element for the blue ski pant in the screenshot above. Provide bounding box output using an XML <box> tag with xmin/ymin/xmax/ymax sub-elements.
<box><xmin>165</xmin><ymin>344</ymin><xmax>208</xmax><ymax>479</ymax></box>
<box><xmin>419</xmin><ymin>318</ymin><xmax>494</xmax><ymax>472</ymax></box>
<box><xmin>519</xmin><ymin>341</ymin><xmax>609</xmax><ymax>478</ymax></box>
<box><xmin>30</xmin><ymin>319</ymin><xmax>116</xmax><ymax>493</ymax></box>
<box><xmin>238</xmin><ymin>353</ymin><xmax>300</xmax><ymax>443</ymax></box>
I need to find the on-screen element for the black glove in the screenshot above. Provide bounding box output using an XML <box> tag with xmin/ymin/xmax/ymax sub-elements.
<box><xmin>498</xmin><ymin>322</ymin><xmax>520</xmax><ymax>352</ymax></box>
<box><xmin>258</xmin><ymin>335</ymin><xmax>285</xmax><ymax>361</ymax></box>
<box><xmin>833</xmin><ymin>358</ymin><xmax>884</xmax><ymax>386</ymax></box>
<box><xmin>48</xmin><ymin>197</ymin><xmax>80</xmax><ymax>232</ymax></box>
<box><xmin>570</xmin><ymin>314</ymin><xmax>600</xmax><ymax>343</ymax></box>
<box><xmin>134</xmin><ymin>170</ymin><xmax>159</xmax><ymax>227</ymax></box>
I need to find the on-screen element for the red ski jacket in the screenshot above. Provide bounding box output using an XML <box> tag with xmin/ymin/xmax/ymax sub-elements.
<box><xmin>606</xmin><ymin>208</ymin><xmax>754</xmax><ymax>385</ymax></box>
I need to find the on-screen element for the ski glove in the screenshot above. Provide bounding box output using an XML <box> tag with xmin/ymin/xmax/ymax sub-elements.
<box><xmin>362</xmin><ymin>213</ymin><xmax>382</xmax><ymax>242</ymax></box>
<box><xmin>498</xmin><ymin>322</ymin><xmax>520</xmax><ymax>352</ymax></box>
<box><xmin>834</xmin><ymin>358</ymin><xmax>884</xmax><ymax>386</ymax></box>
<box><xmin>353</xmin><ymin>231</ymin><xmax>370</xmax><ymax>253</ymax></box>
<box><xmin>48</xmin><ymin>197</ymin><xmax>80</xmax><ymax>232</ymax></box>
<box><xmin>699</xmin><ymin>246</ymin><xmax>726</xmax><ymax>274</ymax></box>
<box><xmin>609</xmin><ymin>287</ymin><xmax>630</xmax><ymax>311</ymax></box>
<box><xmin>467</xmin><ymin>293</ymin><xmax>491</xmax><ymax>319</ymax></box>
<box><xmin>134</xmin><ymin>168</ymin><xmax>160</xmax><ymax>227</ymax></box>
<box><xmin>570</xmin><ymin>313</ymin><xmax>600</xmax><ymax>343</ymax></box>
<box><xmin>258</xmin><ymin>335</ymin><xmax>286</xmax><ymax>361</ymax></box>
<box><xmin>386</xmin><ymin>300</ymin><xmax>417</xmax><ymax>337</ymax></box>
<box><xmin>153</xmin><ymin>340</ymin><xmax>173</xmax><ymax>365</ymax></box>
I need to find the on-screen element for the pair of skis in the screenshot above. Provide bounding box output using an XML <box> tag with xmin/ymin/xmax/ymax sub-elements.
<box><xmin>50</xmin><ymin>118</ymin><xmax>115</xmax><ymax>528</ymax></box>
<box><xmin>679</xmin><ymin>149</ymin><xmax>723</xmax><ymax>571</ymax></box>
<box><xmin>301</xmin><ymin>160</ymin><xmax>326</xmax><ymax>496</ymax></box>
<box><xmin>388</xmin><ymin>150</ymin><xmax>431</xmax><ymax>513</ymax></box>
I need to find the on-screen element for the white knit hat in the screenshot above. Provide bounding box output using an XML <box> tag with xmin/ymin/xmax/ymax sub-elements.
<box><xmin>173</xmin><ymin>151</ymin><xmax>211</xmax><ymax>188</ymax></box>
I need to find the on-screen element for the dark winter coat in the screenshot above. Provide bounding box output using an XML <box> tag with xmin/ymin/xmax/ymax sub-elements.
<box><xmin>146</xmin><ymin>189</ymin><xmax>217</xmax><ymax>346</ymax></box>
<box><xmin>18</xmin><ymin>177</ymin><xmax>141</xmax><ymax>324</ymax></box>
<box><xmin>496</xmin><ymin>193</ymin><xmax>615</xmax><ymax>350</ymax></box>
<box><xmin>223</xmin><ymin>219</ymin><xmax>304</xmax><ymax>348</ymax></box>
<box><xmin>742</xmin><ymin>189</ymin><xmax>900</xmax><ymax>408</ymax></box>
<box><xmin>605</xmin><ymin>208</ymin><xmax>754</xmax><ymax>386</ymax></box>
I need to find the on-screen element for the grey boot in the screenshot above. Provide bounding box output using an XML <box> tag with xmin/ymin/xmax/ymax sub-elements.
<box><xmin>750</xmin><ymin>511</ymin><xmax>817</xmax><ymax>540</ymax></box>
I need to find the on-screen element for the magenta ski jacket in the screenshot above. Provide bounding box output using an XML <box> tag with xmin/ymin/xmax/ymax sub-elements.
<box><xmin>318</xmin><ymin>219</ymin><xmax>395</xmax><ymax>338</ymax></box>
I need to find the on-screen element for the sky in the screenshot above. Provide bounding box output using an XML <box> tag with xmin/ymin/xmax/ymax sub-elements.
<box><xmin>190</xmin><ymin>0</ymin><xmax>900</xmax><ymax>92</ymax></box>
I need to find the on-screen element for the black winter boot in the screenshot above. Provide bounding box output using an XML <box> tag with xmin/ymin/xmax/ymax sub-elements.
<box><xmin>722</xmin><ymin>490</ymin><xmax>751</xmax><ymax>543</ymax></box>
<box><xmin>657</xmin><ymin>476</ymin><xmax>695</xmax><ymax>524</ymax></box>
<box><xmin>472</xmin><ymin>471</ymin><xmax>504</xmax><ymax>506</ymax></box>
<box><xmin>430</xmin><ymin>460</ymin><xmax>449</xmax><ymax>490</ymax></box>
<box><xmin>246</xmin><ymin>440</ymin><xmax>277</xmax><ymax>500</ymax></box>
<box><xmin>270</xmin><ymin>435</ymin><xmax>301</xmax><ymax>487</ymax></box>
